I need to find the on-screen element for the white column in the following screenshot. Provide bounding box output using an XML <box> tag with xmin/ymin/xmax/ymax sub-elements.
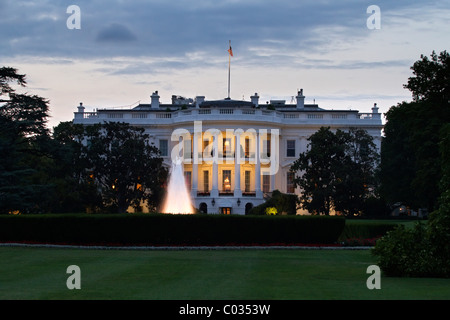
<box><xmin>255</xmin><ymin>132</ymin><xmax>262</xmax><ymax>197</ymax></box>
<box><xmin>270</xmin><ymin>130</ymin><xmax>277</xmax><ymax>192</ymax></box>
<box><xmin>234</xmin><ymin>131</ymin><xmax>242</xmax><ymax>197</ymax></box>
<box><xmin>299</xmin><ymin>135</ymin><xmax>307</xmax><ymax>154</ymax></box>
<box><xmin>270</xmin><ymin>172</ymin><xmax>275</xmax><ymax>192</ymax></box>
<box><xmin>191</xmin><ymin>131</ymin><xmax>199</xmax><ymax>197</ymax></box>
<box><xmin>211</xmin><ymin>132</ymin><xmax>219</xmax><ymax>198</ymax></box>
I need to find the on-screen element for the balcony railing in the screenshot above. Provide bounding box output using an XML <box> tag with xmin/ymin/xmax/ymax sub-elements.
<box><xmin>196</xmin><ymin>190</ymin><xmax>256</xmax><ymax>197</ymax></box>
<box><xmin>182</xmin><ymin>152</ymin><xmax>260</xmax><ymax>163</ymax></box>
<box><xmin>219</xmin><ymin>191</ymin><xmax>234</xmax><ymax>196</ymax></box>
<box><xmin>75</xmin><ymin>108</ymin><xmax>382</xmax><ymax>125</ymax></box>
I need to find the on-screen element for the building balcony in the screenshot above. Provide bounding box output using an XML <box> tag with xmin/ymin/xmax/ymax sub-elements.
<box><xmin>195</xmin><ymin>190</ymin><xmax>257</xmax><ymax>197</ymax></box>
<box><xmin>219</xmin><ymin>191</ymin><xmax>234</xmax><ymax>196</ymax></box>
<box><xmin>74</xmin><ymin>107</ymin><xmax>382</xmax><ymax>127</ymax></box>
<box><xmin>181</xmin><ymin>152</ymin><xmax>262</xmax><ymax>164</ymax></box>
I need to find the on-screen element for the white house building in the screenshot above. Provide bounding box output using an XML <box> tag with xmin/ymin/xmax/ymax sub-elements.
<box><xmin>73</xmin><ymin>89</ymin><xmax>383</xmax><ymax>215</ymax></box>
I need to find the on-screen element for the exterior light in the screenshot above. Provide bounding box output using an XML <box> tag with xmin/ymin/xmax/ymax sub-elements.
<box><xmin>212</xmin><ymin>198</ymin><xmax>215</xmax><ymax>206</ymax></box>
<box><xmin>224</xmin><ymin>177</ymin><xmax>231</xmax><ymax>190</ymax></box>
<box><xmin>237</xmin><ymin>198</ymin><xmax>241</xmax><ymax>206</ymax></box>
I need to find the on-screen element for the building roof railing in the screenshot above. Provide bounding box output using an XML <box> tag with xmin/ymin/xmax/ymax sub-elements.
<box><xmin>74</xmin><ymin>106</ymin><xmax>382</xmax><ymax>127</ymax></box>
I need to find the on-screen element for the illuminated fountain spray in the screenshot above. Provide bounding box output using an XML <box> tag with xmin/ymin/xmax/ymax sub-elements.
<box><xmin>162</xmin><ymin>157</ymin><xmax>195</xmax><ymax>214</ymax></box>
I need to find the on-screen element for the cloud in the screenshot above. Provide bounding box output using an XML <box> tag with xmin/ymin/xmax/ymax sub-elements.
<box><xmin>96</xmin><ymin>23</ymin><xmax>137</xmax><ymax>43</ymax></box>
<box><xmin>1</xmin><ymin>0</ymin><xmax>447</xmax><ymax>63</ymax></box>
<box><xmin>300</xmin><ymin>59</ymin><xmax>412</xmax><ymax>70</ymax></box>
<box><xmin>1</xmin><ymin>0</ymin><xmax>448</xmax><ymax>129</ymax></box>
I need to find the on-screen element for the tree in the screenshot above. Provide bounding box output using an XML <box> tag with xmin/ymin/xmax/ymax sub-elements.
<box><xmin>373</xmin><ymin>124</ymin><xmax>450</xmax><ymax>278</ymax></box>
<box><xmin>0</xmin><ymin>67</ymin><xmax>52</xmax><ymax>213</ymax></box>
<box><xmin>404</xmin><ymin>50</ymin><xmax>450</xmax><ymax>103</ymax></box>
<box><xmin>290</xmin><ymin>127</ymin><xmax>379</xmax><ymax>215</ymax></box>
<box><xmin>50</xmin><ymin>121</ymin><xmax>102</xmax><ymax>213</ymax></box>
<box><xmin>380</xmin><ymin>51</ymin><xmax>450</xmax><ymax>211</ymax></box>
<box><xmin>374</xmin><ymin>51</ymin><xmax>450</xmax><ymax>277</ymax></box>
<box><xmin>426</xmin><ymin>123</ymin><xmax>450</xmax><ymax>276</ymax></box>
<box><xmin>82</xmin><ymin>122</ymin><xmax>167</xmax><ymax>213</ymax></box>
<box><xmin>290</xmin><ymin>127</ymin><xmax>348</xmax><ymax>215</ymax></box>
<box><xmin>0</xmin><ymin>67</ymin><xmax>26</xmax><ymax>98</ymax></box>
<box><xmin>334</xmin><ymin>128</ymin><xmax>380</xmax><ymax>216</ymax></box>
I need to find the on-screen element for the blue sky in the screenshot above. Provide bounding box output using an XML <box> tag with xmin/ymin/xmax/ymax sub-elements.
<box><xmin>1</xmin><ymin>0</ymin><xmax>449</xmax><ymax>128</ymax></box>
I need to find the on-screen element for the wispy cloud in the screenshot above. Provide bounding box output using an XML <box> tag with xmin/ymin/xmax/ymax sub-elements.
<box><xmin>96</xmin><ymin>23</ymin><xmax>137</xmax><ymax>43</ymax></box>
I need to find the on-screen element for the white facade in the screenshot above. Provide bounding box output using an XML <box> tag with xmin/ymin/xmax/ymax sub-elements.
<box><xmin>73</xmin><ymin>90</ymin><xmax>383</xmax><ymax>215</ymax></box>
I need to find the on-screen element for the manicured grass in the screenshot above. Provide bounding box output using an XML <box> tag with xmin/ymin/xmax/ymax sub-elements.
<box><xmin>0</xmin><ymin>247</ymin><xmax>449</xmax><ymax>300</ymax></box>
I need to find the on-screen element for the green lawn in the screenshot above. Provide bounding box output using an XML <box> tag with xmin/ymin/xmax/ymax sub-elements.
<box><xmin>0</xmin><ymin>247</ymin><xmax>449</xmax><ymax>300</ymax></box>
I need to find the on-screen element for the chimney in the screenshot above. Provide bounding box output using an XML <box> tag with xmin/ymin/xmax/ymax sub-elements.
<box><xmin>372</xmin><ymin>103</ymin><xmax>379</xmax><ymax>114</ymax></box>
<box><xmin>250</xmin><ymin>93</ymin><xmax>259</xmax><ymax>107</ymax></box>
<box><xmin>77</xmin><ymin>102</ymin><xmax>85</xmax><ymax>113</ymax></box>
<box><xmin>151</xmin><ymin>91</ymin><xmax>160</xmax><ymax>108</ymax></box>
<box><xmin>372</xmin><ymin>103</ymin><xmax>381</xmax><ymax>120</ymax></box>
<box><xmin>195</xmin><ymin>96</ymin><xmax>205</xmax><ymax>108</ymax></box>
<box><xmin>296</xmin><ymin>89</ymin><xmax>305</xmax><ymax>109</ymax></box>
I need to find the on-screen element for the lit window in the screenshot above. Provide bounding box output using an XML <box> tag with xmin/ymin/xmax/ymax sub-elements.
<box><xmin>203</xmin><ymin>171</ymin><xmax>209</xmax><ymax>192</ymax></box>
<box><xmin>263</xmin><ymin>175</ymin><xmax>270</xmax><ymax>193</ymax></box>
<box><xmin>184</xmin><ymin>171</ymin><xmax>192</xmax><ymax>191</ymax></box>
<box><xmin>287</xmin><ymin>172</ymin><xmax>295</xmax><ymax>193</ymax></box>
<box><xmin>223</xmin><ymin>138</ymin><xmax>232</xmax><ymax>156</ymax></box>
<box><xmin>245</xmin><ymin>170</ymin><xmax>251</xmax><ymax>192</ymax></box>
<box><xmin>184</xmin><ymin>139</ymin><xmax>192</xmax><ymax>159</ymax></box>
<box><xmin>223</xmin><ymin>170</ymin><xmax>231</xmax><ymax>192</ymax></box>
<box><xmin>245</xmin><ymin>137</ymin><xmax>250</xmax><ymax>158</ymax></box>
<box><xmin>203</xmin><ymin>139</ymin><xmax>212</xmax><ymax>157</ymax></box>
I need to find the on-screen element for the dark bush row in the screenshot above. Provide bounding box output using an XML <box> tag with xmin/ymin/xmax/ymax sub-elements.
<box><xmin>0</xmin><ymin>214</ymin><xmax>345</xmax><ymax>246</ymax></box>
<box><xmin>338</xmin><ymin>222</ymin><xmax>398</xmax><ymax>242</ymax></box>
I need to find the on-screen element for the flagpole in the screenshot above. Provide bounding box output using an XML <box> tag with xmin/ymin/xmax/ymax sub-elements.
<box><xmin>228</xmin><ymin>40</ymin><xmax>231</xmax><ymax>99</ymax></box>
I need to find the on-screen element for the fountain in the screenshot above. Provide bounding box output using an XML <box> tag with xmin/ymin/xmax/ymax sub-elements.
<box><xmin>162</xmin><ymin>157</ymin><xmax>195</xmax><ymax>214</ymax></box>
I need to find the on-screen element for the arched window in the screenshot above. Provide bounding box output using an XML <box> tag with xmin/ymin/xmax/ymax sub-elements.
<box><xmin>245</xmin><ymin>203</ymin><xmax>253</xmax><ymax>215</ymax></box>
<box><xmin>199</xmin><ymin>202</ymin><xmax>208</xmax><ymax>214</ymax></box>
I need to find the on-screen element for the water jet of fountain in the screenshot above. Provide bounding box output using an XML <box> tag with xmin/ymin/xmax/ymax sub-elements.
<box><xmin>162</xmin><ymin>157</ymin><xmax>195</xmax><ymax>214</ymax></box>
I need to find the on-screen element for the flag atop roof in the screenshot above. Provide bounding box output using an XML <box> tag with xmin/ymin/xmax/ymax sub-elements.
<box><xmin>227</xmin><ymin>41</ymin><xmax>233</xmax><ymax>99</ymax></box>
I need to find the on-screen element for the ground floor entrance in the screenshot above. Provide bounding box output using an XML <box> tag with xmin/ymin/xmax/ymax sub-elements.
<box><xmin>221</xmin><ymin>207</ymin><xmax>232</xmax><ymax>215</ymax></box>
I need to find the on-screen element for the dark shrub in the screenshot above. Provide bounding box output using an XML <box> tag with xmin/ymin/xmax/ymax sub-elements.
<box><xmin>339</xmin><ymin>222</ymin><xmax>397</xmax><ymax>241</ymax></box>
<box><xmin>0</xmin><ymin>214</ymin><xmax>345</xmax><ymax>246</ymax></box>
<box><xmin>371</xmin><ymin>223</ymin><xmax>434</xmax><ymax>277</ymax></box>
<box><xmin>248</xmin><ymin>190</ymin><xmax>297</xmax><ymax>215</ymax></box>
<box><xmin>372</xmin><ymin>190</ymin><xmax>450</xmax><ymax>278</ymax></box>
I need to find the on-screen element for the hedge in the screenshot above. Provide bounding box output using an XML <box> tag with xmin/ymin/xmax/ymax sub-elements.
<box><xmin>338</xmin><ymin>222</ymin><xmax>398</xmax><ymax>241</ymax></box>
<box><xmin>0</xmin><ymin>214</ymin><xmax>345</xmax><ymax>246</ymax></box>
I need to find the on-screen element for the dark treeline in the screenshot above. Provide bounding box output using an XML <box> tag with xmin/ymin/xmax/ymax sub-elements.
<box><xmin>0</xmin><ymin>67</ymin><xmax>167</xmax><ymax>214</ymax></box>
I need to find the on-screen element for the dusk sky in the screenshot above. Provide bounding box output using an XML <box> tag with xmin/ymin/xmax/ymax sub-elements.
<box><xmin>1</xmin><ymin>0</ymin><xmax>449</xmax><ymax>129</ymax></box>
